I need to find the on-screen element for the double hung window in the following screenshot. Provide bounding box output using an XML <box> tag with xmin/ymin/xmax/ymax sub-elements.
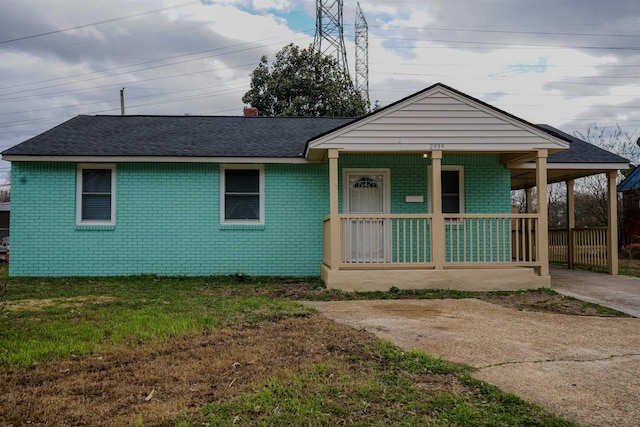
<box><xmin>77</xmin><ymin>165</ymin><xmax>115</xmax><ymax>224</ymax></box>
<box><xmin>221</xmin><ymin>165</ymin><xmax>264</xmax><ymax>224</ymax></box>
<box><xmin>442</xmin><ymin>170</ymin><xmax>461</xmax><ymax>213</ymax></box>
<box><xmin>429</xmin><ymin>165</ymin><xmax>464</xmax><ymax>214</ymax></box>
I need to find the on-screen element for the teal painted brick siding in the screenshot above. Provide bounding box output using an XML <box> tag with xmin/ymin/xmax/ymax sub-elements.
<box><xmin>339</xmin><ymin>154</ymin><xmax>511</xmax><ymax>215</ymax></box>
<box><xmin>338</xmin><ymin>154</ymin><xmax>511</xmax><ymax>264</ymax></box>
<box><xmin>9</xmin><ymin>155</ymin><xmax>510</xmax><ymax>276</ymax></box>
<box><xmin>338</xmin><ymin>154</ymin><xmax>430</xmax><ymax>214</ymax></box>
<box><xmin>10</xmin><ymin>162</ymin><xmax>329</xmax><ymax>276</ymax></box>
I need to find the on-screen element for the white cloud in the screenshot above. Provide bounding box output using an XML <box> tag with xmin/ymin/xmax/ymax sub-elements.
<box><xmin>385</xmin><ymin>10</ymin><xmax>435</xmax><ymax>29</ymax></box>
<box><xmin>252</xmin><ymin>0</ymin><xmax>292</xmax><ymax>12</ymax></box>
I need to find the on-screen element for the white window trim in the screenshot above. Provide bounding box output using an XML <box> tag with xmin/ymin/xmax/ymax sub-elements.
<box><xmin>76</xmin><ymin>163</ymin><xmax>116</xmax><ymax>225</ymax></box>
<box><xmin>428</xmin><ymin>165</ymin><xmax>464</xmax><ymax>214</ymax></box>
<box><xmin>342</xmin><ymin>168</ymin><xmax>391</xmax><ymax>214</ymax></box>
<box><xmin>220</xmin><ymin>164</ymin><xmax>265</xmax><ymax>225</ymax></box>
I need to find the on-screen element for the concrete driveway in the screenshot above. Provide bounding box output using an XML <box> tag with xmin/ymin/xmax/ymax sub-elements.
<box><xmin>305</xmin><ymin>299</ymin><xmax>640</xmax><ymax>427</ymax></box>
<box><xmin>552</xmin><ymin>267</ymin><xmax>640</xmax><ymax>318</ymax></box>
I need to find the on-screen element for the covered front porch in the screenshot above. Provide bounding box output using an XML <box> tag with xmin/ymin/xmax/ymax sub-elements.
<box><xmin>319</xmin><ymin>149</ymin><xmax>621</xmax><ymax>291</ymax></box>
<box><xmin>306</xmin><ymin>84</ymin><xmax>627</xmax><ymax>291</ymax></box>
<box><xmin>320</xmin><ymin>149</ymin><xmax>553</xmax><ymax>291</ymax></box>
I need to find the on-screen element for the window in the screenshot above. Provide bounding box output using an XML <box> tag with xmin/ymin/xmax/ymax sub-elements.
<box><xmin>221</xmin><ymin>165</ymin><xmax>264</xmax><ymax>223</ymax></box>
<box><xmin>442</xmin><ymin>170</ymin><xmax>461</xmax><ymax>213</ymax></box>
<box><xmin>77</xmin><ymin>165</ymin><xmax>115</xmax><ymax>224</ymax></box>
<box><xmin>428</xmin><ymin>165</ymin><xmax>464</xmax><ymax>214</ymax></box>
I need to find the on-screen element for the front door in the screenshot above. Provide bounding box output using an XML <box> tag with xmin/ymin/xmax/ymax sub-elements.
<box><xmin>343</xmin><ymin>170</ymin><xmax>390</xmax><ymax>262</ymax></box>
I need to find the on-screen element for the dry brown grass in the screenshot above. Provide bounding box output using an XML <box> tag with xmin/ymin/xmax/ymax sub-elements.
<box><xmin>0</xmin><ymin>315</ymin><xmax>365</xmax><ymax>425</ymax></box>
<box><xmin>4</xmin><ymin>295</ymin><xmax>118</xmax><ymax>312</ymax></box>
<box><xmin>2</xmin><ymin>314</ymin><xmax>473</xmax><ymax>426</ymax></box>
<box><xmin>620</xmin><ymin>258</ymin><xmax>640</xmax><ymax>277</ymax></box>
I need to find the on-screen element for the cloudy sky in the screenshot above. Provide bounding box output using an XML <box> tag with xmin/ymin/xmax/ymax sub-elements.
<box><xmin>1</xmin><ymin>0</ymin><xmax>638</xmax><ymax>180</ymax></box>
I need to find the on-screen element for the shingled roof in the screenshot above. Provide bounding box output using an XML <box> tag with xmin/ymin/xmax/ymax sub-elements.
<box><xmin>1</xmin><ymin>113</ymin><xmax>628</xmax><ymax>167</ymax></box>
<box><xmin>2</xmin><ymin>115</ymin><xmax>355</xmax><ymax>158</ymax></box>
<box><xmin>537</xmin><ymin>124</ymin><xmax>628</xmax><ymax>164</ymax></box>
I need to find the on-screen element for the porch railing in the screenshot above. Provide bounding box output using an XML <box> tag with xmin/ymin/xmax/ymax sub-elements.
<box><xmin>444</xmin><ymin>214</ymin><xmax>538</xmax><ymax>265</ymax></box>
<box><xmin>339</xmin><ymin>214</ymin><xmax>433</xmax><ymax>266</ymax></box>
<box><xmin>550</xmin><ymin>227</ymin><xmax>608</xmax><ymax>268</ymax></box>
<box><xmin>324</xmin><ymin>213</ymin><xmax>539</xmax><ymax>269</ymax></box>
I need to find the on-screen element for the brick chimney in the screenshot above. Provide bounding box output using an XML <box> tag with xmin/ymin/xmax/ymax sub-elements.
<box><xmin>243</xmin><ymin>107</ymin><xmax>258</xmax><ymax>117</ymax></box>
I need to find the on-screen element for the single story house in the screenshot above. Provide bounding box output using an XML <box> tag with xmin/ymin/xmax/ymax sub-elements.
<box><xmin>1</xmin><ymin>83</ymin><xmax>628</xmax><ymax>290</ymax></box>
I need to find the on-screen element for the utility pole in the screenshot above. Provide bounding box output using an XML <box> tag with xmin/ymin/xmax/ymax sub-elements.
<box><xmin>313</xmin><ymin>0</ymin><xmax>349</xmax><ymax>74</ymax></box>
<box><xmin>355</xmin><ymin>2</ymin><xmax>369</xmax><ymax>105</ymax></box>
<box><xmin>120</xmin><ymin>88</ymin><xmax>125</xmax><ymax>116</ymax></box>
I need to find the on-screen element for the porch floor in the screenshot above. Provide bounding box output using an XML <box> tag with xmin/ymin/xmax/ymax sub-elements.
<box><xmin>321</xmin><ymin>264</ymin><xmax>549</xmax><ymax>292</ymax></box>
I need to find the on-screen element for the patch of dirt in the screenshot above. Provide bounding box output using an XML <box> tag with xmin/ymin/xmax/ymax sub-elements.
<box><xmin>472</xmin><ymin>291</ymin><xmax>625</xmax><ymax>317</ymax></box>
<box><xmin>214</xmin><ymin>282</ymin><xmax>629</xmax><ymax>317</ymax></box>
<box><xmin>4</xmin><ymin>296</ymin><xmax>118</xmax><ymax>312</ymax></box>
<box><xmin>0</xmin><ymin>315</ymin><xmax>464</xmax><ymax>426</ymax></box>
<box><xmin>619</xmin><ymin>259</ymin><xmax>640</xmax><ymax>277</ymax></box>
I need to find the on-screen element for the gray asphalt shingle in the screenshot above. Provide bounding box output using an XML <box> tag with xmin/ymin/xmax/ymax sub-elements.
<box><xmin>2</xmin><ymin>115</ymin><xmax>628</xmax><ymax>166</ymax></box>
<box><xmin>537</xmin><ymin>124</ymin><xmax>628</xmax><ymax>164</ymax></box>
<box><xmin>2</xmin><ymin>115</ymin><xmax>355</xmax><ymax>158</ymax></box>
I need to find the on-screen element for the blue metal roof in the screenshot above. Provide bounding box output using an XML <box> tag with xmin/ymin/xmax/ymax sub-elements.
<box><xmin>618</xmin><ymin>166</ymin><xmax>640</xmax><ymax>192</ymax></box>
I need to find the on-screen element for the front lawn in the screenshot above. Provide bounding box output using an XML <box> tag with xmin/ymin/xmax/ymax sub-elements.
<box><xmin>0</xmin><ymin>275</ymin><xmax>578</xmax><ymax>426</ymax></box>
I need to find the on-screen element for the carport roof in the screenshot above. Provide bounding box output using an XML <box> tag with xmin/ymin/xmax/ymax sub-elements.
<box><xmin>510</xmin><ymin>124</ymin><xmax>629</xmax><ymax>190</ymax></box>
<box><xmin>537</xmin><ymin>125</ymin><xmax>628</xmax><ymax>164</ymax></box>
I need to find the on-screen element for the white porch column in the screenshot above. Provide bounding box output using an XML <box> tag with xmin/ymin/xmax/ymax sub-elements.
<box><xmin>566</xmin><ymin>179</ymin><xmax>575</xmax><ymax>269</ymax></box>
<box><xmin>607</xmin><ymin>170</ymin><xmax>619</xmax><ymax>275</ymax></box>
<box><xmin>328</xmin><ymin>149</ymin><xmax>341</xmax><ymax>270</ymax></box>
<box><xmin>536</xmin><ymin>149</ymin><xmax>549</xmax><ymax>276</ymax></box>
<box><xmin>431</xmin><ymin>151</ymin><xmax>445</xmax><ymax>269</ymax></box>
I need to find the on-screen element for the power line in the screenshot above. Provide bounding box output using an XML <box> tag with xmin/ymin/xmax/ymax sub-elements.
<box><xmin>0</xmin><ymin>1</ymin><xmax>200</xmax><ymax>44</ymax></box>
<box><xmin>0</xmin><ymin>35</ymin><xmax>310</xmax><ymax>99</ymax></box>
<box><xmin>368</xmin><ymin>35</ymin><xmax>640</xmax><ymax>51</ymax></box>
<box><xmin>0</xmin><ymin>31</ymin><xmax>314</xmax><ymax>93</ymax></box>
<box><xmin>0</xmin><ymin>83</ymin><xmax>250</xmax><ymax>127</ymax></box>
<box><xmin>363</xmin><ymin>24</ymin><xmax>639</xmax><ymax>39</ymax></box>
<box><xmin>0</xmin><ymin>80</ymin><xmax>249</xmax><ymax>116</ymax></box>
<box><xmin>0</xmin><ymin>61</ymin><xmax>256</xmax><ymax>105</ymax></box>
<box><xmin>2</xmin><ymin>17</ymin><xmax>635</xmax><ymax>100</ymax></box>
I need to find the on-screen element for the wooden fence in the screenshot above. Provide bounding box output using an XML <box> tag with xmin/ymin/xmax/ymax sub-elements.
<box><xmin>549</xmin><ymin>227</ymin><xmax>608</xmax><ymax>268</ymax></box>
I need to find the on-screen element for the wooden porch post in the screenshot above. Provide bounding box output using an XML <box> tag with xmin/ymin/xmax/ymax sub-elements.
<box><xmin>566</xmin><ymin>179</ymin><xmax>575</xmax><ymax>269</ymax></box>
<box><xmin>431</xmin><ymin>151</ymin><xmax>445</xmax><ymax>269</ymax></box>
<box><xmin>525</xmin><ymin>187</ymin><xmax>534</xmax><ymax>213</ymax></box>
<box><xmin>536</xmin><ymin>149</ymin><xmax>549</xmax><ymax>276</ymax></box>
<box><xmin>607</xmin><ymin>170</ymin><xmax>619</xmax><ymax>275</ymax></box>
<box><xmin>328</xmin><ymin>149</ymin><xmax>341</xmax><ymax>270</ymax></box>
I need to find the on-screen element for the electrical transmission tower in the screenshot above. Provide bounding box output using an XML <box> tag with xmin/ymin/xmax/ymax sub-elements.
<box><xmin>313</xmin><ymin>0</ymin><xmax>349</xmax><ymax>73</ymax></box>
<box><xmin>354</xmin><ymin>2</ymin><xmax>369</xmax><ymax>105</ymax></box>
